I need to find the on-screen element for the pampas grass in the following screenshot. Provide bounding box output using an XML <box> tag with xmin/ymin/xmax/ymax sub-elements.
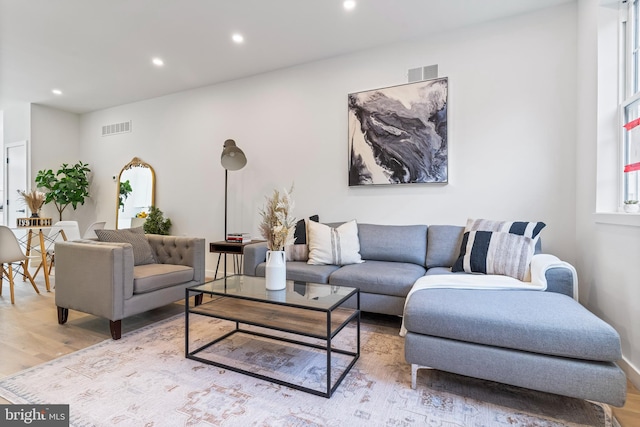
<box><xmin>18</xmin><ymin>189</ymin><xmax>46</xmax><ymax>215</ymax></box>
<box><xmin>259</xmin><ymin>185</ymin><xmax>296</xmax><ymax>251</ymax></box>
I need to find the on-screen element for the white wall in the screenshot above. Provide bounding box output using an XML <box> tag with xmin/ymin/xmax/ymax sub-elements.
<box><xmin>29</xmin><ymin>104</ymin><xmax>85</xmax><ymax>224</ymax></box>
<box><xmin>2</xmin><ymin>102</ymin><xmax>30</xmax><ymax>144</ymax></box>
<box><xmin>80</xmin><ymin>4</ymin><xmax>579</xmax><ymax>280</ymax></box>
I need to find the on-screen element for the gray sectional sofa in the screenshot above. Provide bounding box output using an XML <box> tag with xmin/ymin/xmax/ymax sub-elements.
<box><xmin>243</xmin><ymin>222</ymin><xmax>627</xmax><ymax>407</ymax></box>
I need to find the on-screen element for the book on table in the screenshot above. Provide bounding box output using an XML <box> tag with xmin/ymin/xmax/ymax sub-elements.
<box><xmin>226</xmin><ymin>233</ymin><xmax>251</xmax><ymax>243</ymax></box>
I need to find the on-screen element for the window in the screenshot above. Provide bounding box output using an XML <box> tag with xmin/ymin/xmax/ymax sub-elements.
<box><xmin>623</xmin><ymin>0</ymin><xmax>640</xmax><ymax>203</ymax></box>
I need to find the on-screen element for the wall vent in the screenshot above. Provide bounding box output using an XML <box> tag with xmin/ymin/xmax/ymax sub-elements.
<box><xmin>408</xmin><ymin>65</ymin><xmax>438</xmax><ymax>83</ymax></box>
<box><xmin>102</xmin><ymin>121</ymin><xmax>132</xmax><ymax>137</ymax></box>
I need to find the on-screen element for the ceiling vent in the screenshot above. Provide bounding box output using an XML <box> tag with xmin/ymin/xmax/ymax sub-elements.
<box><xmin>408</xmin><ymin>65</ymin><xmax>438</xmax><ymax>83</ymax></box>
<box><xmin>102</xmin><ymin>120</ymin><xmax>132</xmax><ymax>137</ymax></box>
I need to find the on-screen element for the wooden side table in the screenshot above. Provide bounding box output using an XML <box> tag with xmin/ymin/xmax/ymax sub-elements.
<box><xmin>209</xmin><ymin>240</ymin><xmax>265</xmax><ymax>278</ymax></box>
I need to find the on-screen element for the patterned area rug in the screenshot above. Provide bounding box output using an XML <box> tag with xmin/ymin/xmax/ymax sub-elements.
<box><xmin>0</xmin><ymin>314</ymin><xmax>612</xmax><ymax>427</ymax></box>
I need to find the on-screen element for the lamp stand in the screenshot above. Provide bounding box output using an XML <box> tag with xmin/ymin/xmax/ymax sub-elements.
<box><xmin>224</xmin><ymin>169</ymin><xmax>228</xmax><ymax>278</ymax></box>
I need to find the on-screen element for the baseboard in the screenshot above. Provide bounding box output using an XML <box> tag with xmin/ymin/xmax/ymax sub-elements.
<box><xmin>618</xmin><ymin>356</ymin><xmax>640</xmax><ymax>389</ymax></box>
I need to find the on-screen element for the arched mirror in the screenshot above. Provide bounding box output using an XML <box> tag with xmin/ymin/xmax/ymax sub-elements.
<box><xmin>116</xmin><ymin>157</ymin><xmax>155</xmax><ymax>229</ymax></box>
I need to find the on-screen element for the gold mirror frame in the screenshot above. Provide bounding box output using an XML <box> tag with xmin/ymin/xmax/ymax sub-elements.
<box><xmin>115</xmin><ymin>157</ymin><xmax>156</xmax><ymax>229</ymax></box>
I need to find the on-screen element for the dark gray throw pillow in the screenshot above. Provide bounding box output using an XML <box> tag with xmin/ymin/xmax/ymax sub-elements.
<box><xmin>95</xmin><ymin>227</ymin><xmax>157</xmax><ymax>266</ymax></box>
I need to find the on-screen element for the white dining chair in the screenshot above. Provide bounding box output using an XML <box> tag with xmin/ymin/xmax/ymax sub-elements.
<box><xmin>82</xmin><ymin>221</ymin><xmax>106</xmax><ymax>239</ymax></box>
<box><xmin>0</xmin><ymin>225</ymin><xmax>39</xmax><ymax>304</ymax></box>
<box><xmin>35</xmin><ymin>221</ymin><xmax>82</xmax><ymax>276</ymax></box>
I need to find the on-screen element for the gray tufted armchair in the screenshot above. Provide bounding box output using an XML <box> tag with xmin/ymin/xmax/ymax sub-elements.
<box><xmin>54</xmin><ymin>234</ymin><xmax>205</xmax><ymax>339</ymax></box>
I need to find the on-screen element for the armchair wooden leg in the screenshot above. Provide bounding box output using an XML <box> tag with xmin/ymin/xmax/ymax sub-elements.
<box><xmin>195</xmin><ymin>293</ymin><xmax>203</xmax><ymax>306</ymax></box>
<box><xmin>110</xmin><ymin>320</ymin><xmax>122</xmax><ymax>340</ymax></box>
<box><xmin>57</xmin><ymin>307</ymin><xmax>69</xmax><ymax>324</ymax></box>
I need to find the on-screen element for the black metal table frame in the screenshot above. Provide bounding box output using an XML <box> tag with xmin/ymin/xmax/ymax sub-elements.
<box><xmin>185</xmin><ymin>287</ymin><xmax>360</xmax><ymax>398</ymax></box>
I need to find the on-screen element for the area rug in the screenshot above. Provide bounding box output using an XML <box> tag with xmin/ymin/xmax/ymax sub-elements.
<box><xmin>0</xmin><ymin>314</ymin><xmax>612</xmax><ymax>427</ymax></box>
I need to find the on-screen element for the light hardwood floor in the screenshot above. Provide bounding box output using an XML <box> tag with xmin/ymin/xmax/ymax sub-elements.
<box><xmin>1</xmin><ymin>274</ymin><xmax>639</xmax><ymax>426</ymax></box>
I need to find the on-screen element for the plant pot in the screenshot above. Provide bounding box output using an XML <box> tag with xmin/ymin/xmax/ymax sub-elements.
<box><xmin>265</xmin><ymin>250</ymin><xmax>286</xmax><ymax>290</ymax></box>
<box><xmin>624</xmin><ymin>204</ymin><xmax>640</xmax><ymax>213</ymax></box>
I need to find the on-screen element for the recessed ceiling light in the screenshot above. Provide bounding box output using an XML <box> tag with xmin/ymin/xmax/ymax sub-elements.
<box><xmin>152</xmin><ymin>57</ymin><xmax>164</xmax><ymax>67</ymax></box>
<box><xmin>232</xmin><ymin>33</ymin><xmax>244</xmax><ymax>44</ymax></box>
<box><xmin>52</xmin><ymin>89</ymin><xmax>62</xmax><ymax>95</ymax></box>
<box><xmin>343</xmin><ymin>0</ymin><xmax>356</xmax><ymax>11</ymax></box>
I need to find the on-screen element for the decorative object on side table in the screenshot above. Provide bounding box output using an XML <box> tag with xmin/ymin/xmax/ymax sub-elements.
<box><xmin>17</xmin><ymin>189</ymin><xmax>46</xmax><ymax>217</ymax></box>
<box><xmin>259</xmin><ymin>186</ymin><xmax>296</xmax><ymax>290</ymax></box>
<box><xmin>624</xmin><ymin>199</ymin><xmax>639</xmax><ymax>213</ymax></box>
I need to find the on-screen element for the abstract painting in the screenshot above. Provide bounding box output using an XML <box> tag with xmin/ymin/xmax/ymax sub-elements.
<box><xmin>348</xmin><ymin>78</ymin><xmax>448</xmax><ymax>186</ymax></box>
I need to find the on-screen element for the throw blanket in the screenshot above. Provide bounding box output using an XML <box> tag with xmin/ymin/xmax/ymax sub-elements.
<box><xmin>399</xmin><ymin>254</ymin><xmax>577</xmax><ymax>336</ymax></box>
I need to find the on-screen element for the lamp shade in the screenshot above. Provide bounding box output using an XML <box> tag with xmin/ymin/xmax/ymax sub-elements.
<box><xmin>221</xmin><ymin>139</ymin><xmax>247</xmax><ymax>171</ymax></box>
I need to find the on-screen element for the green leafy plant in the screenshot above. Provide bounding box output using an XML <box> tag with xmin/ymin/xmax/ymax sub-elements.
<box><xmin>35</xmin><ymin>161</ymin><xmax>91</xmax><ymax>221</ymax></box>
<box><xmin>143</xmin><ymin>206</ymin><xmax>172</xmax><ymax>235</ymax></box>
<box><xmin>119</xmin><ymin>180</ymin><xmax>132</xmax><ymax>209</ymax></box>
<box><xmin>624</xmin><ymin>200</ymin><xmax>639</xmax><ymax>204</ymax></box>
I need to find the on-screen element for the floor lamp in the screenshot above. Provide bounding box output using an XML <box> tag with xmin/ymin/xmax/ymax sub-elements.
<box><xmin>220</xmin><ymin>139</ymin><xmax>247</xmax><ymax>277</ymax></box>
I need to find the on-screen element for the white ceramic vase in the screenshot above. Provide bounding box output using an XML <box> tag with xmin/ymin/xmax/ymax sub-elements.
<box><xmin>265</xmin><ymin>250</ymin><xmax>286</xmax><ymax>290</ymax></box>
<box><xmin>624</xmin><ymin>203</ymin><xmax>640</xmax><ymax>213</ymax></box>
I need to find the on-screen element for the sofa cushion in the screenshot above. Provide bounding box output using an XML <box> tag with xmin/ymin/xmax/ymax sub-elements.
<box><xmin>451</xmin><ymin>230</ymin><xmax>535</xmax><ymax>281</ymax></box>
<box><xmin>358</xmin><ymin>224</ymin><xmax>427</xmax><ymax>265</ymax></box>
<box><xmin>404</xmin><ymin>289</ymin><xmax>622</xmax><ymax>362</ymax></box>
<box><xmin>426</xmin><ymin>225</ymin><xmax>464</xmax><ymax>268</ymax></box>
<box><xmin>133</xmin><ymin>263</ymin><xmax>194</xmax><ymax>294</ymax></box>
<box><xmin>95</xmin><ymin>227</ymin><xmax>157</xmax><ymax>266</ymax></box>
<box><xmin>307</xmin><ymin>220</ymin><xmax>363</xmax><ymax>265</ymax></box>
<box><xmin>329</xmin><ymin>260</ymin><xmax>426</xmax><ymax>297</ymax></box>
<box><xmin>256</xmin><ymin>261</ymin><xmax>339</xmax><ymax>284</ymax></box>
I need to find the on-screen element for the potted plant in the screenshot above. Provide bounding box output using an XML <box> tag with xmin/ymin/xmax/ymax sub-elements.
<box><xmin>624</xmin><ymin>200</ymin><xmax>639</xmax><ymax>213</ymax></box>
<box><xmin>35</xmin><ymin>161</ymin><xmax>91</xmax><ymax>221</ymax></box>
<box><xmin>143</xmin><ymin>206</ymin><xmax>172</xmax><ymax>235</ymax></box>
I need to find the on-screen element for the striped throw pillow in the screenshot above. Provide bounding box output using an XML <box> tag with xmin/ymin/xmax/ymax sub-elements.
<box><xmin>465</xmin><ymin>218</ymin><xmax>546</xmax><ymax>239</ymax></box>
<box><xmin>307</xmin><ymin>220</ymin><xmax>363</xmax><ymax>266</ymax></box>
<box><xmin>451</xmin><ymin>230</ymin><xmax>535</xmax><ymax>281</ymax></box>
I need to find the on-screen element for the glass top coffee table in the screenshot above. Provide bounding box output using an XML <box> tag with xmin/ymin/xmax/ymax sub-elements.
<box><xmin>185</xmin><ymin>275</ymin><xmax>360</xmax><ymax>398</ymax></box>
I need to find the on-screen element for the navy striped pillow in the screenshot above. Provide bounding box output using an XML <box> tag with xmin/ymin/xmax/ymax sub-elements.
<box><xmin>451</xmin><ymin>230</ymin><xmax>535</xmax><ymax>281</ymax></box>
<box><xmin>465</xmin><ymin>218</ymin><xmax>545</xmax><ymax>239</ymax></box>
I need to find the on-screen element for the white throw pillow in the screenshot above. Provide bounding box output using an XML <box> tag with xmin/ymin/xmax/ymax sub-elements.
<box><xmin>307</xmin><ymin>220</ymin><xmax>363</xmax><ymax>266</ymax></box>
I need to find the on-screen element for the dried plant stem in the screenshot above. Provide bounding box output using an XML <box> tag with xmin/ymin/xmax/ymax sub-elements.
<box><xmin>259</xmin><ymin>185</ymin><xmax>296</xmax><ymax>251</ymax></box>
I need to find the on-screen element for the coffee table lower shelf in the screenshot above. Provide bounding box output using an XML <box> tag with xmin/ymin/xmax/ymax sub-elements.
<box><xmin>185</xmin><ymin>290</ymin><xmax>360</xmax><ymax>398</ymax></box>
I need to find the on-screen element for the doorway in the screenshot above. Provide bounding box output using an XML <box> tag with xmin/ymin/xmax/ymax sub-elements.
<box><xmin>4</xmin><ymin>140</ymin><xmax>29</xmax><ymax>228</ymax></box>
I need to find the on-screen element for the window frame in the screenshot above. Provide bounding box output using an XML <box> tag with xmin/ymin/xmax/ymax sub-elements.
<box><xmin>622</xmin><ymin>0</ymin><xmax>640</xmax><ymax>205</ymax></box>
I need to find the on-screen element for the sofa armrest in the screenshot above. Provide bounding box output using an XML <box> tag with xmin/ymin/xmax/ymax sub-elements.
<box><xmin>55</xmin><ymin>241</ymin><xmax>135</xmax><ymax>321</ymax></box>
<box><xmin>531</xmin><ymin>254</ymin><xmax>578</xmax><ymax>299</ymax></box>
<box><xmin>146</xmin><ymin>235</ymin><xmax>205</xmax><ymax>283</ymax></box>
<box><xmin>243</xmin><ymin>241</ymin><xmax>269</xmax><ymax>276</ymax></box>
